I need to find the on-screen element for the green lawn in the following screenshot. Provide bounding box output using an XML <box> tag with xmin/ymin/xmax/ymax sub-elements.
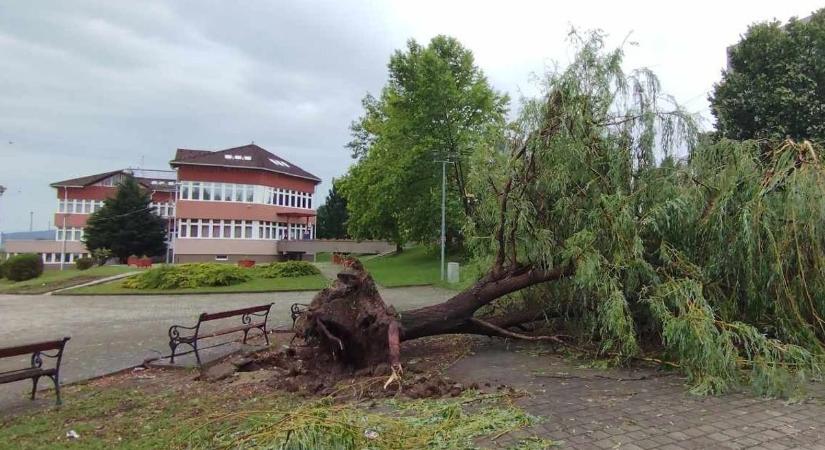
<box><xmin>363</xmin><ymin>246</ymin><xmax>474</xmax><ymax>289</ymax></box>
<box><xmin>0</xmin><ymin>265</ymin><xmax>136</xmax><ymax>294</ymax></box>
<box><xmin>60</xmin><ymin>273</ymin><xmax>329</xmax><ymax>295</ymax></box>
<box><xmin>0</xmin><ymin>375</ymin><xmax>543</xmax><ymax>449</ymax></box>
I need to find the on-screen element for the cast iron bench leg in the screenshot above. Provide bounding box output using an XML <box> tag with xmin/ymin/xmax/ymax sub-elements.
<box><xmin>30</xmin><ymin>376</ymin><xmax>40</xmax><ymax>400</ymax></box>
<box><xmin>51</xmin><ymin>375</ymin><xmax>61</xmax><ymax>405</ymax></box>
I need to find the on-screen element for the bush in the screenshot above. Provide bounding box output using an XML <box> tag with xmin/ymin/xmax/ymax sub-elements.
<box><xmin>4</xmin><ymin>253</ymin><xmax>44</xmax><ymax>282</ymax></box>
<box><xmin>256</xmin><ymin>260</ymin><xmax>320</xmax><ymax>278</ymax></box>
<box><xmin>91</xmin><ymin>248</ymin><xmax>112</xmax><ymax>266</ymax></box>
<box><xmin>122</xmin><ymin>263</ymin><xmax>251</xmax><ymax>289</ymax></box>
<box><xmin>75</xmin><ymin>257</ymin><xmax>94</xmax><ymax>271</ymax></box>
<box><xmin>0</xmin><ymin>259</ymin><xmax>5</xmax><ymax>279</ymax></box>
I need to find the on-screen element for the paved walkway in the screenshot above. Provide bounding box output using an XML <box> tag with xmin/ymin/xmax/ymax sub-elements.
<box><xmin>451</xmin><ymin>340</ymin><xmax>825</xmax><ymax>449</ymax></box>
<box><xmin>0</xmin><ymin>285</ymin><xmax>453</xmax><ymax>410</ymax></box>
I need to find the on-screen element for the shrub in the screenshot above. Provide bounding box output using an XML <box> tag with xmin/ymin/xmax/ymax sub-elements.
<box><xmin>256</xmin><ymin>260</ymin><xmax>320</xmax><ymax>278</ymax></box>
<box><xmin>75</xmin><ymin>257</ymin><xmax>94</xmax><ymax>271</ymax></box>
<box><xmin>122</xmin><ymin>263</ymin><xmax>251</xmax><ymax>289</ymax></box>
<box><xmin>91</xmin><ymin>248</ymin><xmax>113</xmax><ymax>266</ymax></box>
<box><xmin>4</xmin><ymin>253</ymin><xmax>44</xmax><ymax>282</ymax></box>
<box><xmin>0</xmin><ymin>259</ymin><xmax>5</xmax><ymax>279</ymax></box>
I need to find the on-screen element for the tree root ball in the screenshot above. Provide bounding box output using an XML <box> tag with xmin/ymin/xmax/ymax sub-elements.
<box><xmin>295</xmin><ymin>260</ymin><xmax>399</xmax><ymax>369</ymax></box>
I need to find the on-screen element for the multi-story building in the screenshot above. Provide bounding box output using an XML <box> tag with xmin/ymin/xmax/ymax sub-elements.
<box><xmin>3</xmin><ymin>144</ymin><xmax>321</xmax><ymax>265</ymax></box>
<box><xmin>170</xmin><ymin>144</ymin><xmax>320</xmax><ymax>263</ymax></box>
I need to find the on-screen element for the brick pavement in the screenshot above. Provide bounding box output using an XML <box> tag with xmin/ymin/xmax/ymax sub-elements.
<box><xmin>449</xmin><ymin>341</ymin><xmax>825</xmax><ymax>449</ymax></box>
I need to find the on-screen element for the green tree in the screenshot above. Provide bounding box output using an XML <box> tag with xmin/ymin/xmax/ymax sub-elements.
<box><xmin>341</xmin><ymin>35</ymin><xmax>508</xmax><ymax>248</ymax></box>
<box><xmin>316</xmin><ymin>182</ymin><xmax>349</xmax><ymax>239</ymax></box>
<box><xmin>710</xmin><ymin>9</ymin><xmax>825</xmax><ymax>142</ymax></box>
<box><xmin>304</xmin><ymin>31</ymin><xmax>825</xmax><ymax>397</ymax></box>
<box><xmin>83</xmin><ymin>177</ymin><xmax>167</xmax><ymax>262</ymax></box>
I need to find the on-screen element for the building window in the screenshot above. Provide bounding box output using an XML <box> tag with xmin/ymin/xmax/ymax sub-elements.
<box><xmin>215</xmin><ymin>255</ymin><xmax>228</xmax><ymax>261</ymax></box>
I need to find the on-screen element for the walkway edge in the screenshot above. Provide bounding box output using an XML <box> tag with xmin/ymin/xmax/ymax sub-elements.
<box><xmin>47</xmin><ymin>271</ymin><xmax>139</xmax><ymax>295</ymax></box>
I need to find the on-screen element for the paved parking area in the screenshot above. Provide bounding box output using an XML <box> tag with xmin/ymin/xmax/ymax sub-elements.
<box><xmin>0</xmin><ymin>285</ymin><xmax>452</xmax><ymax>410</ymax></box>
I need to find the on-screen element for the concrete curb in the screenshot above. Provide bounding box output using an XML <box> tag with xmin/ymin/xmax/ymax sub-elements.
<box><xmin>46</xmin><ymin>271</ymin><xmax>139</xmax><ymax>295</ymax></box>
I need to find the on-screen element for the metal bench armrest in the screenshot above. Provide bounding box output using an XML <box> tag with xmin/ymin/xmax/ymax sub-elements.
<box><xmin>30</xmin><ymin>337</ymin><xmax>70</xmax><ymax>374</ymax></box>
<box><xmin>168</xmin><ymin>323</ymin><xmax>199</xmax><ymax>341</ymax></box>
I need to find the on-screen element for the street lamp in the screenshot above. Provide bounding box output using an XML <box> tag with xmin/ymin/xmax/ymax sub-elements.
<box><xmin>434</xmin><ymin>160</ymin><xmax>453</xmax><ymax>281</ymax></box>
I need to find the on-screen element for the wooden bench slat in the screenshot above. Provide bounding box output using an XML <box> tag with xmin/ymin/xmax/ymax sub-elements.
<box><xmin>180</xmin><ymin>322</ymin><xmax>266</xmax><ymax>341</ymax></box>
<box><xmin>0</xmin><ymin>338</ymin><xmax>69</xmax><ymax>358</ymax></box>
<box><xmin>200</xmin><ymin>304</ymin><xmax>272</xmax><ymax>322</ymax></box>
<box><xmin>0</xmin><ymin>368</ymin><xmax>55</xmax><ymax>384</ymax></box>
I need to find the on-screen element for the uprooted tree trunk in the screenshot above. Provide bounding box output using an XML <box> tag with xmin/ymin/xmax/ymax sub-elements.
<box><xmin>295</xmin><ymin>258</ymin><xmax>574</xmax><ymax>371</ymax></box>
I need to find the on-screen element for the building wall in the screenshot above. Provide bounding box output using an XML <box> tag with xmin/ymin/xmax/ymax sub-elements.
<box><xmin>54</xmin><ymin>185</ymin><xmax>174</xmax><ymax>229</ymax></box>
<box><xmin>176</xmin><ymin>201</ymin><xmax>315</xmax><ymax>224</ymax></box>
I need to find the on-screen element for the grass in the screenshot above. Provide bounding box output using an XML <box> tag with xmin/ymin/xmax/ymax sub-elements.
<box><xmin>0</xmin><ymin>265</ymin><xmax>136</xmax><ymax>294</ymax></box>
<box><xmin>60</xmin><ymin>273</ymin><xmax>329</xmax><ymax>295</ymax></box>
<box><xmin>363</xmin><ymin>246</ymin><xmax>475</xmax><ymax>289</ymax></box>
<box><xmin>0</xmin><ymin>379</ymin><xmax>549</xmax><ymax>449</ymax></box>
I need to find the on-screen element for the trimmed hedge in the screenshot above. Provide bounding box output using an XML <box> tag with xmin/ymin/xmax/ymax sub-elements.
<box><xmin>122</xmin><ymin>263</ymin><xmax>251</xmax><ymax>289</ymax></box>
<box><xmin>75</xmin><ymin>257</ymin><xmax>94</xmax><ymax>271</ymax></box>
<box><xmin>255</xmin><ymin>261</ymin><xmax>320</xmax><ymax>278</ymax></box>
<box><xmin>4</xmin><ymin>253</ymin><xmax>44</xmax><ymax>282</ymax></box>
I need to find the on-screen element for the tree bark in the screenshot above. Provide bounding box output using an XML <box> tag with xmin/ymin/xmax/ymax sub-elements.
<box><xmin>296</xmin><ymin>260</ymin><xmax>573</xmax><ymax>369</ymax></box>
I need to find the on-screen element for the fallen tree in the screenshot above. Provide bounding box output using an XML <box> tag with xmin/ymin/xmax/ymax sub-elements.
<box><xmin>297</xmin><ymin>31</ymin><xmax>825</xmax><ymax>396</ymax></box>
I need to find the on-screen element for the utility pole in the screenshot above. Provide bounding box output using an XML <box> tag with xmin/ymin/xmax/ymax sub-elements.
<box><xmin>0</xmin><ymin>185</ymin><xmax>5</xmax><ymax>247</ymax></box>
<box><xmin>435</xmin><ymin>160</ymin><xmax>451</xmax><ymax>281</ymax></box>
<box><xmin>60</xmin><ymin>187</ymin><xmax>68</xmax><ymax>271</ymax></box>
<box><xmin>29</xmin><ymin>211</ymin><xmax>33</xmax><ymax>231</ymax></box>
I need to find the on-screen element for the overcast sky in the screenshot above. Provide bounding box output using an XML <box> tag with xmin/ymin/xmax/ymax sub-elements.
<box><xmin>0</xmin><ymin>0</ymin><xmax>820</xmax><ymax>232</ymax></box>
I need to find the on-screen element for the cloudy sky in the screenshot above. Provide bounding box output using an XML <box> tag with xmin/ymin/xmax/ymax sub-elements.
<box><xmin>0</xmin><ymin>0</ymin><xmax>820</xmax><ymax>232</ymax></box>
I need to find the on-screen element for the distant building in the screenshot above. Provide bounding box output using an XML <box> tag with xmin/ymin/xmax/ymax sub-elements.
<box><xmin>3</xmin><ymin>144</ymin><xmax>321</xmax><ymax>265</ymax></box>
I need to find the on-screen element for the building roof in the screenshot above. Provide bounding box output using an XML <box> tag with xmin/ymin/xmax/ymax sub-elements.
<box><xmin>50</xmin><ymin>169</ymin><xmax>177</xmax><ymax>192</ymax></box>
<box><xmin>170</xmin><ymin>144</ymin><xmax>321</xmax><ymax>183</ymax></box>
<box><xmin>50</xmin><ymin>170</ymin><xmax>125</xmax><ymax>188</ymax></box>
<box><xmin>1</xmin><ymin>230</ymin><xmax>54</xmax><ymax>242</ymax></box>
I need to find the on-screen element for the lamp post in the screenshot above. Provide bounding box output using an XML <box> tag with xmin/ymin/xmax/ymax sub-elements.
<box><xmin>435</xmin><ymin>160</ymin><xmax>452</xmax><ymax>281</ymax></box>
<box><xmin>60</xmin><ymin>187</ymin><xmax>68</xmax><ymax>271</ymax></box>
<box><xmin>0</xmin><ymin>186</ymin><xmax>5</xmax><ymax>249</ymax></box>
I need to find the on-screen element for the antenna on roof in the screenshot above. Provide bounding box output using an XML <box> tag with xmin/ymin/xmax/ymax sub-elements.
<box><xmin>251</xmin><ymin>140</ymin><xmax>255</xmax><ymax>144</ymax></box>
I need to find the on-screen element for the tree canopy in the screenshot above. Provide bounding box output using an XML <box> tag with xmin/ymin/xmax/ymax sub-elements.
<box><xmin>316</xmin><ymin>182</ymin><xmax>349</xmax><ymax>239</ymax></box>
<box><xmin>340</xmin><ymin>35</ymin><xmax>508</xmax><ymax>247</ymax></box>
<box><xmin>83</xmin><ymin>177</ymin><xmax>168</xmax><ymax>261</ymax></box>
<box><xmin>710</xmin><ymin>9</ymin><xmax>825</xmax><ymax>143</ymax></box>
<box><xmin>459</xmin><ymin>31</ymin><xmax>825</xmax><ymax>396</ymax></box>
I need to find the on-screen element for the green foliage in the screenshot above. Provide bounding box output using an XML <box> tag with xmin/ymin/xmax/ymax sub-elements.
<box><xmin>74</xmin><ymin>257</ymin><xmax>94</xmax><ymax>271</ymax></box>
<box><xmin>316</xmin><ymin>181</ymin><xmax>349</xmax><ymax>239</ymax></box>
<box><xmin>710</xmin><ymin>9</ymin><xmax>825</xmax><ymax>142</ymax></box>
<box><xmin>0</xmin><ymin>259</ymin><xmax>5</xmax><ymax>279</ymax></box>
<box><xmin>91</xmin><ymin>247</ymin><xmax>113</xmax><ymax>266</ymax></box>
<box><xmin>182</xmin><ymin>392</ymin><xmax>538</xmax><ymax>449</ymax></box>
<box><xmin>255</xmin><ymin>261</ymin><xmax>321</xmax><ymax>278</ymax></box>
<box><xmin>341</xmin><ymin>35</ymin><xmax>508</xmax><ymax>247</ymax></box>
<box><xmin>83</xmin><ymin>176</ymin><xmax>168</xmax><ymax>261</ymax></box>
<box><xmin>467</xmin><ymin>30</ymin><xmax>825</xmax><ymax>396</ymax></box>
<box><xmin>122</xmin><ymin>264</ymin><xmax>251</xmax><ymax>289</ymax></box>
<box><xmin>4</xmin><ymin>253</ymin><xmax>44</xmax><ymax>281</ymax></box>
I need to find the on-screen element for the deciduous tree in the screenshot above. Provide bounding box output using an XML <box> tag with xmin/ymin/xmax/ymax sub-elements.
<box><xmin>341</xmin><ymin>36</ymin><xmax>508</xmax><ymax>248</ymax></box>
<box><xmin>710</xmin><ymin>9</ymin><xmax>825</xmax><ymax>143</ymax></box>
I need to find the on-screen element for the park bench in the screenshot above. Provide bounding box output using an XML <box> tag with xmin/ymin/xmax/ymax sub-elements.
<box><xmin>168</xmin><ymin>303</ymin><xmax>273</xmax><ymax>366</ymax></box>
<box><xmin>0</xmin><ymin>337</ymin><xmax>70</xmax><ymax>405</ymax></box>
<box><xmin>290</xmin><ymin>303</ymin><xmax>309</xmax><ymax>328</ymax></box>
